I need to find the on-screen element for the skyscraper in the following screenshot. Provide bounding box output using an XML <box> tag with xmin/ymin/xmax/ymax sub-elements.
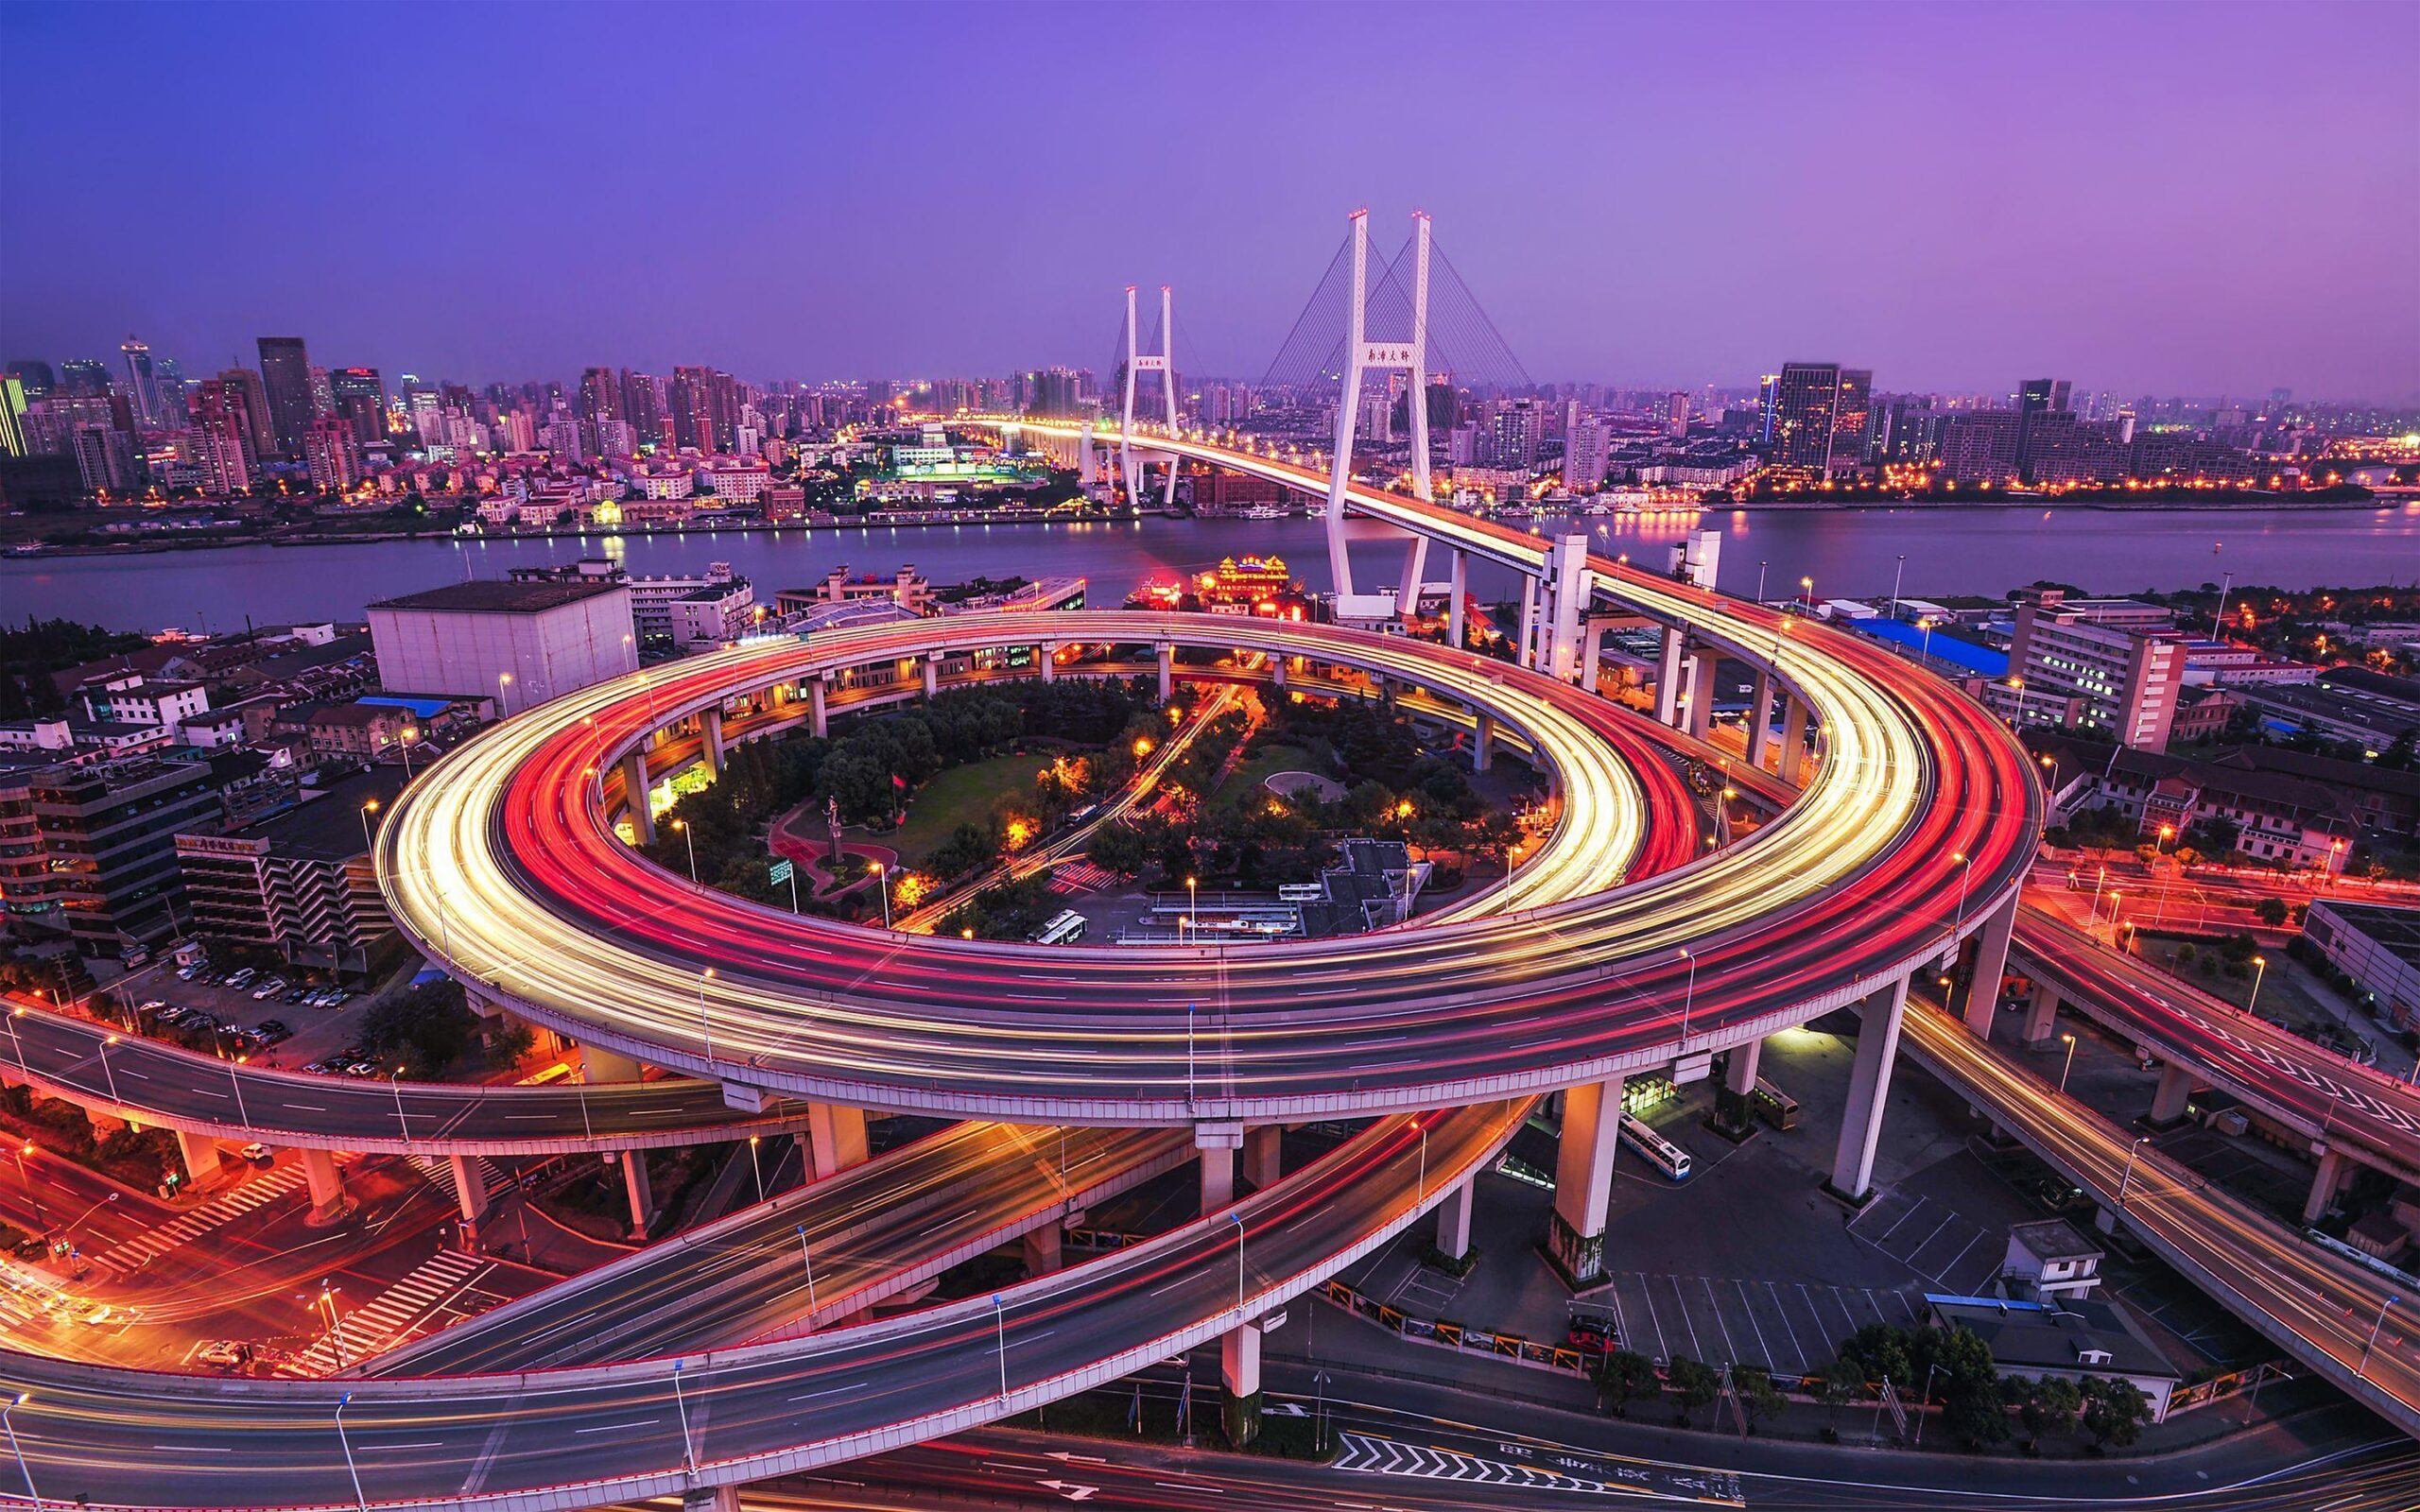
<box><xmin>119</xmin><ymin>336</ymin><xmax>162</xmax><ymax>429</ymax></box>
<box><xmin>255</xmin><ymin>336</ymin><xmax>315</xmax><ymax>456</ymax></box>
<box><xmin>329</xmin><ymin>368</ymin><xmax>387</xmax><ymax>444</ymax></box>
<box><xmin>1564</xmin><ymin>414</ymin><xmax>1611</xmax><ymax>492</ymax></box>
<box><xmin>190</xmin><ymin>379</ymin><xmax>257</xmax><ymax>493</ymax></box>
<box><xmin>1765</xmin><ymin>363</ymin><xmax>1873</xmax><ymax>475</ymax></box>
<box><xmin>302</xmin><ymin>416</ymin><xmax>361</xmax><ymax>492</ymax></box>
<box><xmin>2014</xmin><ymin>377</ymin><xmax>2073</xmax><ymax>483</ymax></box>
<box><xmin>0</xmin><ymin>377</ymin><xmax>28</xmax><ymax>458</ymax></box>
<box><xmin>218</xmin><ymin>368</ymin><xmax>278</xmax><ymax>460</ymax></box>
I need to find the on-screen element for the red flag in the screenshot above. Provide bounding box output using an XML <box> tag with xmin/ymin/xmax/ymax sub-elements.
<box><xmin>890</xmin><ymin>773</ymin><xmax>908</xmax><ymax>790</ymax></box>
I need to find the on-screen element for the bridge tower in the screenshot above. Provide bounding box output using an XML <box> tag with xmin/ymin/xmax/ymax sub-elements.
<box><xmin>1322</xmin><ymin>210</ymin><xmax>1433</xmax><ymax>603</ymax></box>
<box><xmin>1119</xmin><ymin>284</ymin><xmax>1182</xmax><ymax>507</ymax></box>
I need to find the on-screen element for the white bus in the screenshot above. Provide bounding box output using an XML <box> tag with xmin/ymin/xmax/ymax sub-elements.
<box><xmin>1618</xmin><ymin>1114</ymin><xmax>1693</xmax><ymax>1182</ymax></box>
<box><xmin>1032</xmin><ymin>910</ymin><xmax>1088</xmax><ymax>946</ymax></box>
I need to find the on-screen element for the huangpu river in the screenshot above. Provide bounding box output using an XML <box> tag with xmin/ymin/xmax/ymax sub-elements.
<box><xmin>5</xmin><ymin>502</ymin><xmax>2416</xmax><ymax>635</ymax></box>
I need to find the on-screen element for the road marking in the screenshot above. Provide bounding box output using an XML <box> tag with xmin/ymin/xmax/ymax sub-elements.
<box><xmin>574</xmin><ymin>1418</ymin><xmax>659</xmax><ymax>1434</ymax></box>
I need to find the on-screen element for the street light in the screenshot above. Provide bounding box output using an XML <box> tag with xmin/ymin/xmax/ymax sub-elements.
<box><xmin>2</xmin><ymin>1391</ymin><xmax>41</xmax><ymax>1512</ymax></box>
<box><xmin>2249</xmin><ymin>954</ymin><xmax>2269</xmax><ymax>1014</ymax></box>
<box><xmin>795</xmin><ymin>1224</ymin><xmax>820</xmax><ymax>1318</ymax></box>
<box><xmin>1677</xmin><ymin>947</ymin><xmax>1697</xmax><ymax>1041</ymax></box>
<box><xmin>388</xmin><ymin>1066</ymin><xmax>409</xmax><ymax>1141</ymax></box>
<box><xmin>9</xmin><ymin>1145</ymin><xmax>50</xmax><ymax>1243</ymax></box>
<box><xmin>992</xmin><ymin>1293</ymin><xmax>1010</xmax><ymax>1400</ymax></box>
<box><xmin>97</xmin><ymin>1035</ymin><xmax>122</xmax><ymax>1106</ymax></box>
<box><xmin>1230</xmin><ymin>1211</ymin><xmax>1247</xmax><ymax>1314</ymax></box>
<box><xmin>696</xmin><ymin>967</ymin><xmax>717</xmax><ymax>1060</ymax></box>
<box><xmin>2058</xmin><ymin>1034</ymin><xmax>2078</xmax><ymax>1095</ymax></box>
<box><xmin>2117</xmin><ymin>1134</ymin><xmax>2151</xmax><ymax>1212</ymax></box>
<box><xmin>1950</xmin><ymin>851</ymin><xmax>1973</xmax><ymax>936</ymax></box>
<box><xmin>4</xmin><ymin>1007</ymin><xmax>25</xmax><ymax>1075</ymax></box>
<box><xmin>672</xmin><ymin>817</ymin><xmax>700</xmax><ymax>889</ymax></box>
<box><xmin>1186</xmin><ymin>875</ymin><xmax>1199</xmax><ymax>941</ymax></box>
<box><xmin>317</xmin><ymin>1280</ymin><xmax>349</xmax><ymax>1368</ymax></box>
<box><xmin>747</xmin><ymin>1134</ymin><xmax>765</xmax><ymax>1204</ymax></box>
<box><xmin>2360</xmin><ymin>1295</ymin><xmax>2399</xmax><ymax>1377</ymax></box>
<box><xmin>334</xmin><ymin>1392</ymin><xmax>368</xmax><ymax>1512</ymax></box>
<box><xmin>358</xmin><ymin>799</ymin><xmax>379</xmax><ymax>857</ymax></box>
<box><xmin>869</xmin><ymin>859</ymin><xmax>891</xmax><ymax>928</ymax></box>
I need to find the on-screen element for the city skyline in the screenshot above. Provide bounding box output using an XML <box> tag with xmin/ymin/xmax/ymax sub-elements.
<box><xmin>3</xmin><ymin>2</ymin><xmax>2415</xmax><ymax>402</ymax></box>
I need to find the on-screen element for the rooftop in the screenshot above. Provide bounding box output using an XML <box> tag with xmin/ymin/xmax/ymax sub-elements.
<box><xmin>2311</xmin><ymin>900</ymin><xmax>2420</xmax><ymax>969</ymax></box>
<box><xmin>369</xmin><ymin>579</ymin><xmax>625</xmax><ymax>615</ymax></box>
<box><xmin>208</xmin><ymin>768</ymin><xmax>411</xmax><ymax>864</ymax></box>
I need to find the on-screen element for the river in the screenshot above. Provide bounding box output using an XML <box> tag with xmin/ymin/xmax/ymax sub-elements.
<box><xmin>4</xmin><ymin>503</ymin><xmax>2415</xmax><ymax>634</ymax></box>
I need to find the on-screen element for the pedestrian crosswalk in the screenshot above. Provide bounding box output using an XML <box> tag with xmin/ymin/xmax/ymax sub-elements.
<box><xmin>1049</xmin><ymin>861</ymin><xmax>1120</xmax><ymax>893</ymax></box>
<box><xmin>86</xmin><ymin>1158</ymin><xmax>349</xmax><ymax>1274</ymax></box>
<box><xmin>284</xmin><ymin>1249</ymin><xmax>490</xmax><ymax>1375</ymax></box>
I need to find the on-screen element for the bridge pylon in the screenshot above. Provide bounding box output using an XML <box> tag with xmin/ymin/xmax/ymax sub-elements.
<box><xmin>1119</xmin><ymin>284</ymin><xmax>1181</xmax><ymax>507</ymax></box>
<box><xmin>1323</xmin><ymin>210</ymin><xmax>1433</xmax><ymax>603</ymax></box>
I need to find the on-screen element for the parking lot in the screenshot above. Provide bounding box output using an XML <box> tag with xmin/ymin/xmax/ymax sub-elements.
<box><xmin>1594</xmin><ymin>1268</ymin><xmax>1929</xmax><ymax>1378</ymax></box>
<box><xmin>112</xmin><ymin>955</ymin><xmax>381</xmax><ymax>1075</ymax></box>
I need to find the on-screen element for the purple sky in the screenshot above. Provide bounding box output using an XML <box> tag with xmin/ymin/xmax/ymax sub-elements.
<box><xmin>4</xmin><ymin>1</ymin><xmax>2414</xmax><ymax>402</ymax></box>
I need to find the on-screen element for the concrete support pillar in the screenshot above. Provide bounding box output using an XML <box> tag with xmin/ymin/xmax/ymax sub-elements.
<box><xmin>1473</xmin><ymin>712</ymin><xmax>1495</xmax><ymax>773</ymax></box>
<box><xmin>2151</xmin><ymin>1061</ymin><xmax>2194</xmax><ymax>1125</ymax></box>
<box><xmin>1435</xmin><ymin>1177</ymin><xmax>1476</xmax><ymax>1261</ymax></box>
<box><xmin>1519</xmin><ymin>576</ymin><xmax>1540</xmax><ymax>671</ymax></box>
<box><xmin>174</xmin><ymin>1127</ymin><xmax>222</xmax><ymax>1187</ymax></box>
<box><xmin>804</xmin><ymin>1103</ymin><xmax>869</xmax><ymax>1179</ymax></box>
<box><xmin>1221</xmin><ymin>1322</ymin><xmax>1263</xmax><ymax>1446</ymax></box>
<box><xmin>1156</xmin><ymin>644</ymin><xmax>1174</xmax><ymax>703</ymax></box>
<box><xmin>1724</xmin><ymin>1038</ymin><xmax>1763</xmax><ymax>1096</ymax></box>
<box><xmin>448</xmin><ymin>1152</ymin><xmax>490</xmax><ymax>1229</ymax></box>
<box><xmin>1685</xmin><ymin>650</ymin><xmax>1717</xmax><ymax>739</ymax></box>
<box><xmin>620</xmin><ymin>748</ymin><xmax>655</xmax><ymax>844</ymax></box>
<box><xmin>1748</xmin><ymin>669</ymin><xmax>1774</xmax><ymax>767</ymax></box>
<box><xmin>1964</xmin><ymin>892</ymin><xmax>2019</xmax><ymax>1036</ymax></box>
<box><xmin>1242</xmin><ymin>1125</ymin><xmax>1281</xmax><ymax>1191</ymax></box>
<box><xmin>620</xmin><ymin>1148</ymin><xmax>656</xmax><ymax>1239</ymax></box>
<box><xmin>580</xmin><ymin>1042</ymin><xmax>644</xmax><ymax>1083</ymax></box>
<box><xmin>2304</xmin><ymin>1146</ymin><xmax>2346</xmax><ymax>1224</ymax></box>
<box><xmin>1448</xmin><ymin>549</ymin><xmax>1467</xmax><ymax>649</ymax></box>
<box><xmin>1655</xmin><ymin>626</ymin><xmax>1685</xmax><ymax>725</ymax></box>
<box><xmin>2022</xmin><ymin>983</ymin><xmax>2063</xmax><ymax>1044</ymax></box>
<box><xmin>302</xmin><ymin>1147</ymin><xmax>348</xmax><ymax>1222</ymax></box>
<box><xmin>1827</xmin><ymin>975</ymin><xmax>1910</xmax><ymax>1206</ymax></box>
<box><xmin>1021</xmin><ymin>1225</ymin><xmax>1063</xmax><ymax>1276</ymax></box>
<box><xmin>1398</xmin><ymin>535</ymin><xmax>1430</xmax><ymax>618</ymax></box>
<box><xmin>1780</xmin><ymin>697</ymin><xmax>1809</xmax><ymax>782</ymax></box>
<box><xmin>1548</xmin><ymin>1076</ymin><xmax>1623</xmax><ymax>1284</ymax></box>
<box><xmin>700</xmin><ymin>707</ymin><xmax>724</xmax><ymax>777</ymax></box>
<box><xmin>1197</xmin><ymin>1122</ymin><xmax>1242</xmax><ymax>1214</ymax></box>
<box><xmin>682</xmin><ymin>1485</ymin><xmax>740</xmax><ymax>1512</ymax></box>
<box><xmin>921</xmin><ymin>656</ymin><xmax>939</xmax><ymax>697</ymax></box>
<box><xmin>1039</xmin><ymin>644</ymin><xmax>1058</xmax><ymax>683</ymax></box>
<box><xmin>809</xmin><ymin>676</ymin><xmax>828</xmax><ymax>739</ymax></box>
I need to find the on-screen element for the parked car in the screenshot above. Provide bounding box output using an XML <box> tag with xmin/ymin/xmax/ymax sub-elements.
<box><xmin>155</xmin><ymin>1005</ymin><xmax>190</xmax><ymax>1026</ymax></box>
<box><xmin>237</xmin><ymin>1143</ymin><xmax>272</xmax><ymax>1168</ymax></box>
<box><xmin>175</xmin><ymin>964</ymin><xmax>200</xmax><ymax>981</ymax></box>
<box><xmin>249</xmin><ymin>978</ymin><xmax>287</xmax><ymax>1001</ymax></box>
<box><xmin>254</xmin><ymin>1020</ymin><xmax>291</xmax><ymax>1044</ymax></box>
<box><xmin>225</xmin><ymin>969</ymin><xmax>256</xmax><ymax>988</ymax></box>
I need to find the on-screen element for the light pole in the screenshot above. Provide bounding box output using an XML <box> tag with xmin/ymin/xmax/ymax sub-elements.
<box><xmin>5</xmin><ymin>1006</ymin><xmax>25</xmax><ymax>1075</ymax></box>
<box><xmin>672</xmin><ymin>817</ymin><xmax>700</xmax><ymax>889</ymax></box>
<box><xmin>2360</xmin><ymin>1295</ymin><xmax>2398</xmax><ymax>1377</ymax></box>
<box><xmin>696</xmin><ymin>966</ymin><xmax>717</xmax><ymax>1061</ymax></box>
<box><xmin>1186</xmin><ymin>875</ymin><xmax>1199</xmax><ymax>940</ymax></box>
<box><xmin>318</xmin><ymin>1280</ymin><xmax>349</xmax><ymax>1368</ymax></box>
<box><xmin>670</xmin><ymin>1361</ymin><xmax>695</xmax><ymax>1472</ymax></box>
<box><xmin>2117</xmin><ymin>1134</ymin><xmax>2151</xmax><ymax>1212</ymax></box>
<box><xmin>2007</xmin><ymin>676</ymin><xmax>2029</xmax><ymax>729</ymax></box>
<box><xmin>334</xmin><ymin>1392</ymin><xmax>368</xmax><ymax>1512</ymax></box>
<box><xmin>2</xmin><ymin>1391</ymin><xmax>41</xmax><ymax>1511</ymax></box>
<box><xmin>1800</xmin><ymin>575</ymin><xmax>1814</xmax><ymax>609</ymax></box>
<box><xmin>1677</xmin><ymin>947</ymin><xmax>1697</xmax><ymax>1042</ymax></box>
<box><xmin>495</xmin><ymin>670</ymin><xmax>513</xmax><ymax>715</ymax></box>
<box><xmin>399</xmin><ymin>726</ymin><xmax>419</xmax><ymax>781</ymax></box>
<box><xmin>2249</xmin><ymin>954</ymin><xmax>2269</xmax><ymax>1014</ymax></box>
<box><xmin>2154</xmin><ymin>825</ymin><xmax>2175</xmax><ymax>926</ymax></box>
<box><xmin>96</xmin><ymin>1035</ymin><xmax>122</xmax><ymax>1106</ymax></box>
<box><xmin>2107</xmin><ymin>890</ymin><xmax>2123</xmax><ymax>946</ymax></box>
<box><xmin>388</xmin><ymin>1066</ymin><xmax>409</xmax><ymax>1141</ymax></box>
<box><xmin>2087</xmin><ymin>866</ymin><xmax>2109</xmax><ymax>933</ymax></box>
<box><xmin>1917</xmin><ymin>616</ymin><xmax>1935</xmax><ymax>663</ymax></box>
<box><xmin>795</xmin><ymin>1225</ymin><xmax>819</xmax><ymax>1317</ymax></box>
<box><xmin>992</xmin><ymin>1294</ymin><xmax>1010</xmax><ymax>1400</ymax></box>
<box><xmin>10</xmin><ymin>1145</ymin><xmax>50</xmax><ymax>1243</ymax></box>
<box><xmin>747</xmin><ymin>1135</ymin><xmax>765</xmax><ymax>1204</ymax></box>
<box><xmin>1754</xmin><ymin>560</ymin><xmax>1767</xmax><ymax>605</ymax></box>
<box><xmin>1951</xmin><ymin>851</ymin><xmax>1973</xmax><ymax>936</ymax></box>
<box><xmin>869</xmin><ymin>860</ymin><xmax>891</xmax><ymax>928</ymax></box>
<box><xmin>1889</xmin><ymin>554</ymin><xmax>1906</xmax><ymax>622</ymax></box>
<box><xmin>358</xmin><ymin>799</ymin><xmax>379</xmax><ymax>857</ymax></box>
<box><xmin>229</xmin><ymin>1054</ymin><xmax>252</xmax><ymax>1128</ymax></box>
<box><xmin>2058</xmin><ymin>1033</ymin><xmax>2078</xmax><ymax>1096</ymax></box>
<box><xmin>1230</xmin><ymin>1211</ymin><xmax>1247</xmax><ymax>1314</ymax></box>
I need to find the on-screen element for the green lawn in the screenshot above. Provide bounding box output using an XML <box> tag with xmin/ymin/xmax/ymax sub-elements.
<box><xmin>1213</xmin><ymin>744</ymin><xmax>1321</xmax><ymax>812</ymax></box>
<box><xmin>891</xmin><ymin>753</ymin><xmax>1051</xmax><ymax>868</ymax></box>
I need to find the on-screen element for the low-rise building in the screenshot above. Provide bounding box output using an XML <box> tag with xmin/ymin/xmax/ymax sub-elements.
<box><xmin>2001</xmin><ymin>1219</ymin><xmax>2105</xmax><ymax>1301</ymax></box>
<box><xmin>774</xmin><ymin>565</ymin><xmax>934</xmax><ymax>618</ymax></box>
<box><xmin>2303</xmin><ymin>900</ymin><xmax>2420</xmax><ymax>1033</ymax></box>
<box><xmin>1927</xmin><ymin>1295</ymin><xmax>2182</xmax><ymax>1422</ymax></box>
<box><xmin>175</xmin><ymin>770</ymin><xmax>404</xmax><ymax>977</ymax></box>
<box><xmin>669</xmin><ymin>576</ymin><xmax>758</xmax><ymax>651</ymax></box>
<box><xmin>367</xmin><ymin>577</ymin><xmax>637</xmax><ymax>717</ymax></box>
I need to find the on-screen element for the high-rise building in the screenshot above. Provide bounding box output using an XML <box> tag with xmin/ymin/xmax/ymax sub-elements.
<box><xmin>1564</xmin><ymin>414</ymin><xmax>1611</xmax><ymax>492</ymax></box>
<box><xmin>188</xmin><ymin>379</ymin><xmax>256</xmax><ymax>495</ymax></box>
<box><xmin>2007</xmin><ymin>595</ymin><xmax>2187</xmax><ymax>750</ymax></box>
<box><xmin>302</xmin><ymin>415</ymin><xmax>362</xmax><ymax>492</ymax></box>
<box><xmin>2014</xmin><ymin>377</ymin><xmax>2074</xmax><ymax>483</ymax></box>
<box><xmin>118</xmin><ymin>336</ymin><xmax>163</xmax><ymax>428</ymax></box>
<box><xmin>1764</xmin><ymin>363</ymin><xmax>1873</xmax><ymax>474</ymax></box>
<box><xmin>255</xmin><ymin>336</ymin><xmax>316</xmax><ymax>456</ymax></box>
<box><xmin>328</xmin><ymin>367</ymin><xmax>387</xmax><ymax>444</ymax></box>
<box><xmin>0</xmin><ymin>376</ymin><xmax>26</xmax><ymax>457</ymax></box>
<box><xmin>1666</xmin><ymin>391</ymin><xmax>1690</xmax><ymax>440</ymax></box>
<box><xmin>58</xmin><ymin>358</ymin><xmax>111</xmax><ymax>397</ymax></box>
<box><xmin>5</xmin><ymin>360</ymin><xmax>56</xmax><ymax>401</ymax></box>
<box><xmin>26</xmin><ymin>755</ymin><xmax>237</xmax><ymax>958</ymax></box>
<box><xmin>217</xmin><ymin>367</ymin><xmax>278</xmax><ymax>459</ymax></box>
<box><xmin>579</xmin><ymin>367</ymin><xmax>623</xmax><ymax>455</ymax></box>
<box><xmin>70</xmin><ymin>423</ymin><xmax>140</xmax><ymax>493</ymax></box>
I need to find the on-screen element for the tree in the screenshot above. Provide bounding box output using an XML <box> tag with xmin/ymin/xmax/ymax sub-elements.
<box><xmin>1667</xmin><ymin>1356</ymin><xmax>1720</xmax><ymax>1426</ymax></box>
<box><xmin>2016</xmin><ymin>1375</ymin><xmax>2082</xmax><ymax>1441</ymax></box>
<box><xmin>1593</xmin><ymin>1349</ymin><xmax>1658</xmax><ymax>1418</ymax></box>
<box><xmin>2253</xmin><ymin>896</ymin><xmax>2290</xmax><ymax>927</ymax></box>
<box><xmin>1803</xmin><ymin>1359</ymin><xmax>1861</xmax><ymax>1427</ymax></box>
<box><xmin>2081</xmin><ymin>1377</ymin><xmax>2147</xmax><ymax>1449</ymax></box>
<box><xmin>1086</xmin><ymin>822</ymin><xmax>1151</xmax><ymax>876</ymax></box>
<box><xmin>1835</xmin><ymin>1323</ymin><xmax>1915</xmax><ymax>1394</ymax></box>
<box><xmin>1734</xmin><ymin>1364</ymin><xmax>1787</xmax><ymax>1432</ymax></box>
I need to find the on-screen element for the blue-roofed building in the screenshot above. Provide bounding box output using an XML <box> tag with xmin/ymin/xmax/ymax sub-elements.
<box><xmin>1851</xmin><ymin>616</ymin><xmax>2010</xmax><ymax>680</ymax></box>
